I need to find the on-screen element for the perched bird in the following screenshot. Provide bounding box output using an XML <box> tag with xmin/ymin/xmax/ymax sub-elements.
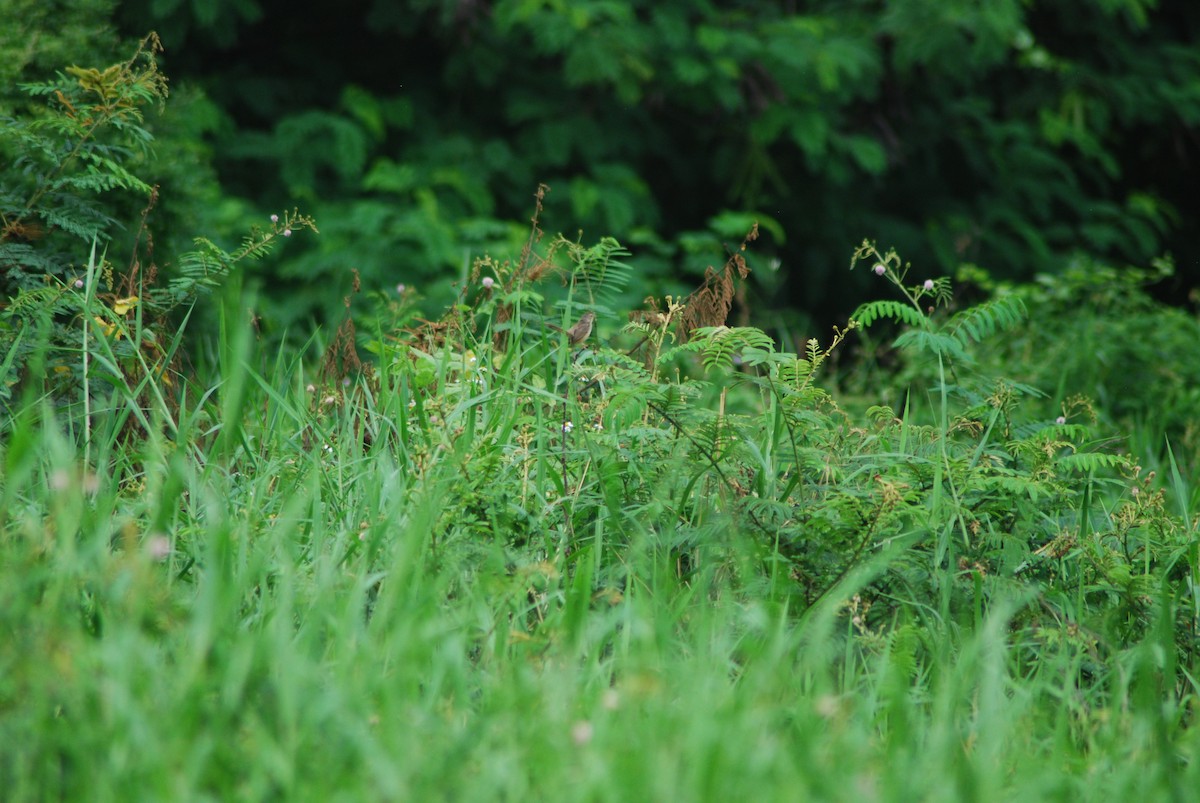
<box><xmin>563</xmin><ymin>311</ymin><xmax>595</xmax><ymax>346</ymax></box>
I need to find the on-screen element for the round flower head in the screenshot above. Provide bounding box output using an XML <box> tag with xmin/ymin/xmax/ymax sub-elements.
<box><xmin>571</xmin><ymin>721</ymin><xmax>594</xmax><ymax>746</ymax></box>
<box><xmin>873</xmin><ymin>264</ymin><xmax>886</xmax><ymax>276</ymax></box>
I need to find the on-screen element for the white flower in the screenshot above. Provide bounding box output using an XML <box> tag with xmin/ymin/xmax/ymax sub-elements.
<box><xmin>570</xmin><ymin>720</ymin><xmax>594</xmax><ymax>746</ymax></box>
<box><xmin>873</xmin><ymin>264</ymin><xmax>886</xmax><ymax>276</ymax></box>
<box><xmin>1055</xmin><ymin>416</ymin><xmax>1066</xmax><ymax>425</ymax></box>
<box><xmin>50</xmin><ymin>470</ymin><xmax>70</xmax><ymax>491</ymax></box>
<box><xmin>481</xmin><ymin>276</ymin><xmax>495</xmax><ymax>289</ymax></box>
<box><xmin>923</xmin><ymin>279</ymin><xmax>934</xmax><ymax>291</ymax></box>
<box><xmin>147</xmin><ymin>535</ymin><xmax>171</xmax><ymax>561</ymax></box>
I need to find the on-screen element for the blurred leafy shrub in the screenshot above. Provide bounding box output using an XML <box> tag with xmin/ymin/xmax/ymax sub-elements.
<box><xmin>1</xmin><ymin>34</ymin><xmax>169</xmax><ymax>281</ymax></box>
<box><xmin>848</xmin><ymin>246</ymin><xmax>1200</xmax><ymax>472</ymax></box>
<box><xmin>0</xmin><ymin>0</ymin><xmax>122</xmax><ymax>103</ymax></box>
<box><xmin>0</xmin><ymin>34</ymin><xmax>311</xmax><ymax>417</ymax></box>
<box><xmin>2</xmin><ymin>4</ymin><xmax>229</xmax><ymax>264</ymax></box>
<box><xmin>112</xmin><ymin>0</ymin><xmax>1200</xmax><ymax>329</ymax></box>
<box><xmin>968</xmin><ymin>255</ymin><xmax>1200</xmax><ymax>470</ymax></box>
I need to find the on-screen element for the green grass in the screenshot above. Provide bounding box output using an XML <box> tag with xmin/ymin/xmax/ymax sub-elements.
<box><xmin>3</xmin><ymin>293</ymin><xmax>1198</xmax><ymax>802</ymax></box>
<box><xmin>5</xmin><ymin>37</ymin><xmax>1199</xmax><ymax>801</ymax></box>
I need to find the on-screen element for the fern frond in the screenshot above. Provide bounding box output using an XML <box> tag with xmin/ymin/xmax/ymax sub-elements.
<box><xmin>569</xmin><ymin>236</ymin><xmax>633</xmax><ymax>307</ymax></box>
<box><xmin>36</xmin><ymin>200</ymin><xmax>112</xmax><ymax>242</ymax></box>
<box><xmin>977</xmin><ymin>473</ymin><xmax>1048</xmax><ymax>502</ymax></box>
<box><xmin>692</xmin><ymin>413</ymin><xmax>744</xmax><ymax>458</ymax></box>
<box><xmin>744</xmin><ymin>497</ymin><xmax>792</xmax><ymax>527</ymax></box>
<box><xmin>1056</xmin><ymin>452</ymin><xmax>1132</xmax><ymax>473</ymax></box>
<box><xmin>851</xmin><ymin>299</ymin><xmax>928</xmax><ymax>330</ymax></box>
<box><xmin>690</xmin><ymin>326</ymin><xmax>776</xmax><ymax>371</ymax></box>
<box><xmin>947</xmin><ymin>296</ymin><xmax>1027</xmax><ymax>346</ymax></box>
<box><xmin>775</xmin><ymin>357</ymin><xmax>814</xmax><ymax>385</ymax></box>
<box><xmin>892</xmin><ymin>330</ymin><xmax>969</xmax><ymax>361</ymax></box>
<box><xmin>163</xmin><ymin>238</ymin><xmax>231</xmax><ymax>301</ymax></box>
<box><xmin>0</xmin><ymin>245</ymin><xmax>63</xmax><ymax>288</ymax></box>
<box><xmin>647</xmin><ymin>382</ymin><xmax>698</xmax><ymax>421</ymax></box>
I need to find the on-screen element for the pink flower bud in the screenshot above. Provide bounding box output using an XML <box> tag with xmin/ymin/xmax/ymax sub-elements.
<box><xmin>283</xmin><ymin>228</ymin><xmax>292</xmax><ymax>237</ymax></box>
<box><xmin>873</xmin><ymin>264</ymin><xmax>886</xmax><ymax>276</ymax></box>
<box><xmin>481</xmin><ymin>276</ymin><xmax>495</xmax><ymax>289</ymax></box>
<box><xmin>270</xmin><ymin>214</ymin><xmax>279</xmax><ymax>223</ymax></box>
<box><xmin>923</xmin><ymin>279</ymin><xmax>934</xmax><ymax>291</ymax></box>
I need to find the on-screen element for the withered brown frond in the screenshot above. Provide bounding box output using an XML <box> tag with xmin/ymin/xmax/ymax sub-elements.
<box><xmin>321</xmin><ymin>269</ymin><xmax>364</xmax><ymax>383</ymax></box>
<box><xmin>405</xmin><ymin>316</ymin><xmax>459</xmax><ymax>352</ymax></box>
<box><xmin>677</xmin><ymin>222</ymin><xmax>758</xmax><ymax>342</ymax></box>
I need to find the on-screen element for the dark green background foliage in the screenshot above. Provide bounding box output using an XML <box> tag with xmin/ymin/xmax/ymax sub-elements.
<box><xmin>6</xmin><ymin>9</ymin><xmax>1200</xmax><ymax>796</ymax></box>
<box><xmin>100</xmin><ymin>0</ymin><xmax>1200</xmax><ymax>327</ymax></box>
<box><xmin>6</xmin><ymin>0</ymin><xmax>1200</xmax><ymax>330</ymax></box>
<box><xmin>1</xmin><ymin>0</ymin><xmax>225</xmax><ymax>287</ymax></box>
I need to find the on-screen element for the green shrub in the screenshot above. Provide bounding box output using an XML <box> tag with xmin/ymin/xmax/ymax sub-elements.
<box><xmin>112</xmin><ymin>0</ymin><xmax>1200</xmax><ymax>329</ymax></box>
<box><xmin>0</xmin><ymin>36</ymin><xmax>313</xmax><ymax>424</ymax></box>
<box><xmin>6</xmin><ymin>221</ymin><xmax>1198</xmax><ymax>798</ymax></box>
<box><xmin>3</xmin><ymin>26</ymin><xmax>1199</xmax><ymax>802</ymax></box>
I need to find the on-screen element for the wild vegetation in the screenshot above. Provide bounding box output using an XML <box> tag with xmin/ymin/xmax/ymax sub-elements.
<box><xmin>97</xmin><ymin>0</ymin><xmax>1200</xmax><ymax>334</ymax></box>
<box><xmin>3</xmin><ymin>14</ymin><xmax>1200</xmax><ymax>802</ymax></box>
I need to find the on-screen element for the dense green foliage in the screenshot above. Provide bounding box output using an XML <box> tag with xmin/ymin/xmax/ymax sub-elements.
<box><xmin>4</xmin><ymin>218</ymin><xmax>1200</xmax><ymax>798</ymax></box>
<box><xmin>104</xmin><ymin>0</ymin><xmax>1200</xmax><ymax>329</ymax></box>
<box><xmin>966</xmin><ymin>256</ymin><xmax>1200</xmax><ymax>470</ymax></box>
<box><xmin>4</xmin><ymin>12</ymin><xmax>1200</xmax><ymax>801</ymax></box>
<box><xmin>0</xmin><ymin>35</ymin><xmax>314</xmax><ymax>413</ymax></box>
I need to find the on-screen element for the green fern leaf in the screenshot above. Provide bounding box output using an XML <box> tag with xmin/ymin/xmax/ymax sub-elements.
<box><xmin>893</xmin><ymin>330</ymin><xmax>969</xmax><ymax>361</ymax></box>
<box><xmin>1056</xmin><ymin>452</ymin><xmax>1132</xmax><ymax>473</ymax></box>
<box><xmin>851</xmin><ymin>300</ymin><xmax>928</xmax><ymax>330</ymax></box>
<box><xmin>948</xmin><ymin>296</ymin><xmax>1028</xmax><ymax>346</ymax></box>
<box><xmin>691</xmin><ymin>326</ymin><xmax>776</xmax><ymax>371</ymax></box>
<box><xmin>567</xmin><ymin>236</ymin><xmax>634</xmax><ymax>309</ymax></box>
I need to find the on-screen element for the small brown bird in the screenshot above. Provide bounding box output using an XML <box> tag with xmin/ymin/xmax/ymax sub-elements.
<box><xmin>564</xmin><ymin>311</ymin><xmax>595</xmax><ymax>346</ymax></box>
